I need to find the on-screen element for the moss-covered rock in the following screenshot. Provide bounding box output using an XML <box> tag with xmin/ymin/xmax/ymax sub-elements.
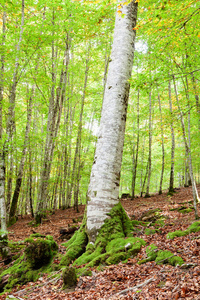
<box><xmin>0</xmin><ymin>235</ymin><xmax>58</xmax><ymax>292</ymax></box>
<box><xmin>62</xmin><ymin>266</ymin><xmax>77</xmax><ymax>289</ymax></box>
<box><xmin>24</xmin><ymin>234</ymin><xmax>58</xmax><ymax>269</ymax></box>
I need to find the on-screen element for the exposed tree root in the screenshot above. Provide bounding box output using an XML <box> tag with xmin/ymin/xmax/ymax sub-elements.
<box><xmin>59</xmin><ymin>202</ymin><xmax>146</xmax><ymax>273</ymax></box>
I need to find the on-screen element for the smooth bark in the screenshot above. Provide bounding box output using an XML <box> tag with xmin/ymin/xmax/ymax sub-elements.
<box><xmin>87</xmin><ymin>1</ymin><xmax>138</xmax><ymax>242</ymax></box>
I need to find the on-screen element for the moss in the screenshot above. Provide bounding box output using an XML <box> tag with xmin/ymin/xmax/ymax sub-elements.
<box><xmin>76</xmin><ymin>267</ymin><xmax>92</xmax><ymax>277</ymax></box>
<box><xmin>60</xmin><ymin>203</ymin><xmax>145</xmax><ymax>269</ymax></box>
<box><xmin>188</xmin><ymin>221</ymin><xmax>200</xmax><ymax>232</ymax></box>
<box><xmin>167</xmin><ymin>230</ymin><xmax>189</xmax><ymax>239</ymax></box>
<box><xmin>132</xmin><ymin>220</ymin><xmax>148</xmax><ymax>227</ymax></box>
<box><xmin>138</xmin><ymin>244</ymin><xmax>184</xmax><ymax>266</ymax></box>
<box><xmin>71</xmin><ymin>203</ymin><xmax>145</xmax><ymax>268</ymax></box>
<box><xmin>24</xmin><ymin>234</ymin><xmax>58</xmax><ymax>269</ymax></box>
<box><xmin>138</xmin><ymin>244</ymin><xmax>158</xmax><ymax>264</ymax></box>
<box><xmin>154</xmin><ymin>219</ymin><xmax>165</xmax><ymax>227</ymax></box>
<box><xmin>60</xmin><ymin>229</ymin><xmax>88</xmax><ymax>267</ymax></box>
<box><xmin>146</xmin><ymin>244</ymin><xmax>158</xmax><ymax>260</ymax></box>
<box><xmin>0</xmin><ymin>235</ymin><xmax>58</xmax><ymax>293</ymax></box>
<box><xmin>155</xmin><ymin>250</ymin><xmax>184</xmax><ymax>266</ymax></box>
<box><xmin>106</xmin><ymin>237</ymin><xmax>145</xmax><ymax>254</ymax></box>
<box><xmin>144</xmin><ymin>228</ymin><xmax>158</xmax><ymax>235</ymax></box>
<box><xmin>62</xmin><ymin>266</ymin><xmax>77</xmax><ymax>289</ymax></box>
<box><xmin>179</xmin><ymin>208</ymin><xmax>193</xmax><ymax>214</ymax></box>
<box><xmin>167</xmin><ymin>221</ymin><xmax>200</xmax><ymax>240</ymax></box>
<box><xmin>73</xmin><ymin>245</ymin><xmax>102</xmax><ymax>266</ymax></box>
<box><xmin>106</xmin><ymin>252</ymin><xmax>127</xmax><ymax>265</ymax></box>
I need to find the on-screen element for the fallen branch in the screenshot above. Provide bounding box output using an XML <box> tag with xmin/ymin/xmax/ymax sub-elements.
<box><xmin>111</xmin><ymin>276</ymin><xmax>155</xmax><ymax>297</ymax></box>
<box><xmin>14</xmin><ymin>270</ymin><xmax>62</xmax><ymax>296</ymax></box>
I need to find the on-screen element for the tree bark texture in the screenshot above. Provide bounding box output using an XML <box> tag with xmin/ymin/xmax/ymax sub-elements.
<box><xmin>87</xmin><ymin>1</ymin><xmax>138</xmax><ymax>242</ymax></box>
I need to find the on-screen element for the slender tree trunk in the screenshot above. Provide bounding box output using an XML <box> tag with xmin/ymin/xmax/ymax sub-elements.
<box><xmin>145</xmin><ymin>89</ymin><xmax>152</xmax><ymax>198</ymax></box>
<box><xmin>36</xmin><ymin>36</ymin><xmax>69</xmax><ymax>220</ymax></box>
<box><xmin>5</xmin><ymin>0</ymin><xmax>25</xmax><ymax>216</ymax></box>
<box><xmin>168</xmin><ymin>79</ymin><xmax>175</xmax><ymax>195</ymax></box>
<box><xmin>139</xmin><ymin>130</ymin><xmax>146</xmax><ymax>197</ymax></box>
<box><xmin>173</xmin><ymin>75</ymin><xmax>199</xmax><ymax>219</ymax></box>
<box><xmin>9</xmin><ymin>89</ymin><xmax>32</xmax><ymax>224</ymax></box>
<box><xmin>141</xmin><ymin>161</ymin><xmax>149</xmax><ymax>197</ymax></box>
<box><xmin>28</xmin><ymin>145</ymin><xmax>34</xmax><ymax>218</ymax></box>
<box><xmin>131</xmin><ymin>89</ymin><xmax>140</xmax><ymax>199</ymax></box>
<box><xmin>157</xmin><ymin>85</ymin><xmax>165</xmax><ymax>194</ymax></box>
<box><xmin>191</xmin><ymin>72</ymin><xmax>200</xmax><ymax>130</ymax></box>
<box><xmin>87</xmin><ymin>1</ymin><xmax>138</xmax><ymax>242</ymax></box>
<box><xmin>71</xmin><ymin>54</ymin><xmax>89</xmax><ymax>211</ymax></box>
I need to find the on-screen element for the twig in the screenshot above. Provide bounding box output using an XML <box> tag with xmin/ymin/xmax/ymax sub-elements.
<box><xmin>110</xmin><ymin>276</ymin><xmax>155</xmax><ymax>297</ymax></box>
<box><xmin>15</xmin><ymin>270</ymin><xmax>62</xmax><ymax>296</ymax></box>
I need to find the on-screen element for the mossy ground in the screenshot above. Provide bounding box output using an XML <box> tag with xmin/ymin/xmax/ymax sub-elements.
<box><xmin>138</xmin><ymin>244</ymin><xmax>184</xmax><ymax>266</ymax></box>
<box><xmin>167</xmin><ymin>221</ymin><xmax>200</xmax><ymax>239</ymax></box>
<box><xmin>0</xmin><ymin>234</ymin><xmax>58</xmax><ymax>293</ymax></box>
<box><xmin>59</xmin><ymin>202</ymin><xmax>146</xmax><ymax>272</ymax></box>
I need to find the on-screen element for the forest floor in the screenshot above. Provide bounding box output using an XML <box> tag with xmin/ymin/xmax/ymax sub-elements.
<box><xmin>1</xmin><ymin>185</ymin><xmax>200</xmax><ymax>299</ymax></box>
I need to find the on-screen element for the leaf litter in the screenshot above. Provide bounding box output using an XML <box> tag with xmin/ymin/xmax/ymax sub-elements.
<box><xmin>1</xmin><ymin>185</ymin><xmax>200</xmax><ymax>299</ymax></box>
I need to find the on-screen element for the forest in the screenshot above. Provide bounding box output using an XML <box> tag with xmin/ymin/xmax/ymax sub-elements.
<box><xmin>0</xmin><ymin>0</ymin><xmax>199</xmax><ymax>222</ymax></box>
<box><xmin>0</xmin><ymin>0</ymin><xmax>200</xmax><ymax>299</ymax></box>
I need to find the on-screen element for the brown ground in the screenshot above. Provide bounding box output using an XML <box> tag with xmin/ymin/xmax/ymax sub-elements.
<box><xmin>1</xmin><ymin>185</ymin><xmax>200</xmax><ymax>299</ymax></box>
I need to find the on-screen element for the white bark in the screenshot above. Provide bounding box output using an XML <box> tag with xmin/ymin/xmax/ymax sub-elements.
<box><xmin>87</xmin><ymin>1</ymin><xmax>138</xmax><ymax>242</ymax></box>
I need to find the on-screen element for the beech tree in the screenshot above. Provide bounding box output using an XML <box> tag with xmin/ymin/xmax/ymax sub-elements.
<box><xmin>86</xmin><ymin>0</ymin><xmax>138</xmax><ymax>242</ymax></box>
<box><xmin>57</xmin><ymin>0</ymin><xmax>142</xmax><ymax>270</ymax></box>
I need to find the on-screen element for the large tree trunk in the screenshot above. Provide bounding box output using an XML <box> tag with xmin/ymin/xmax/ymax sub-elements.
<box><xmin>86</xmin><ymin>1</ymin><xmax>138</xmax><ymax>243</ymax></box>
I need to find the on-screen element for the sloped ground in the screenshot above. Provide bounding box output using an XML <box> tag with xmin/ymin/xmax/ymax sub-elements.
<box><xmin>1</xmin><ymin>185</ymin><xmax>200</xmax><ymax>299</ymax></box>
